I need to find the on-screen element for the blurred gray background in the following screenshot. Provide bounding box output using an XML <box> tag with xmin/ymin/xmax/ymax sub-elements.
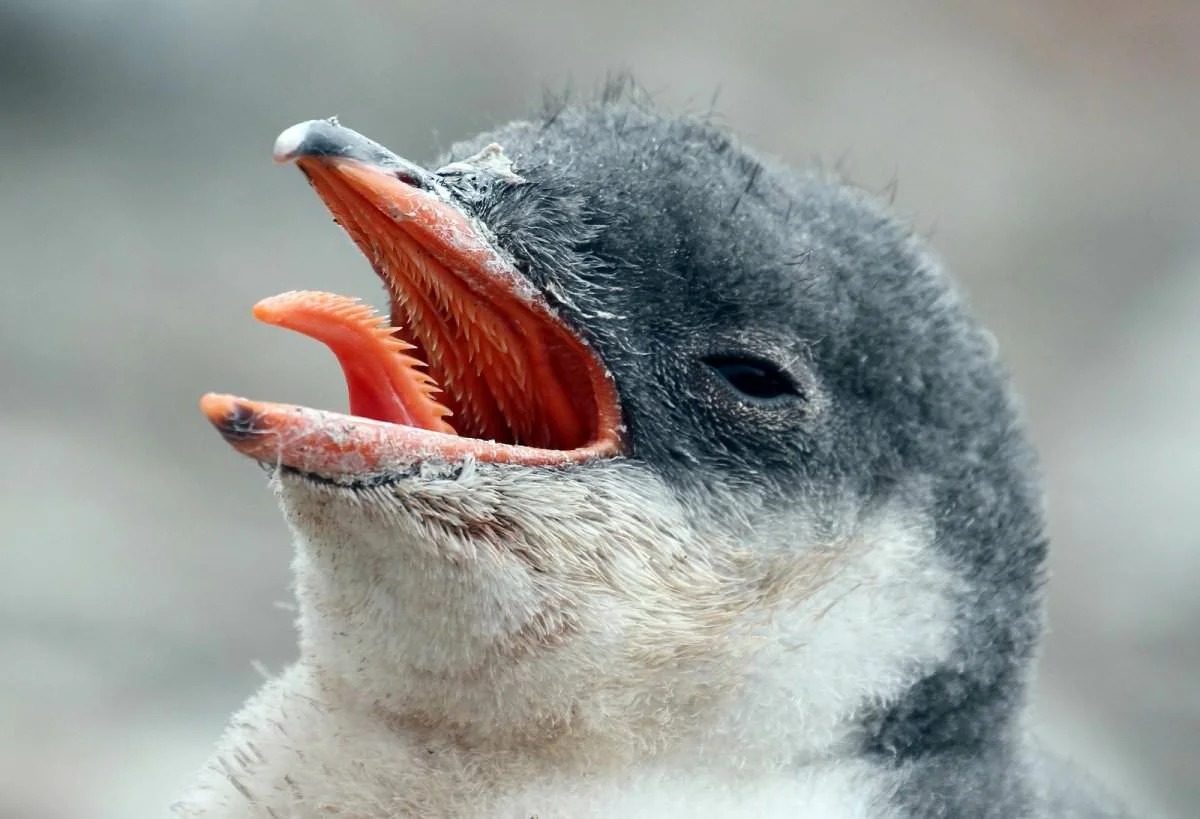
<box><xmin>1</xmin><ymin>1</ymin><xmax>1196</xmax><ymax>817</ymax></box>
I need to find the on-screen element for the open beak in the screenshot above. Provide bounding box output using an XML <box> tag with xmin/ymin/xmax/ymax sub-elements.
<box><xmin>200</xmin><ymin>118</ymin><xmax>622</xmax><ymax>479</ymax></box>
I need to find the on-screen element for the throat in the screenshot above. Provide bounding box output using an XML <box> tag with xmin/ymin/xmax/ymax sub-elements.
<box><xmin>277</xmin><ymin>465</ymin><xmax>958</xmax><ymax>773</ymax></box>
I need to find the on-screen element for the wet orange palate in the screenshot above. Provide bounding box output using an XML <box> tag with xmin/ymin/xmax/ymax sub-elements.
<box><xmin>298</xmin><ymin>159</ymin><xmax>592</xmax><ymax>451</ymax></box>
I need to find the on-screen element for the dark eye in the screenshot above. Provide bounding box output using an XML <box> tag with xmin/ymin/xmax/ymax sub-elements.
<box><xmin>703</xmin><ymin>355</ymin><xmax>801</xmax><ymax>403</ymax></box>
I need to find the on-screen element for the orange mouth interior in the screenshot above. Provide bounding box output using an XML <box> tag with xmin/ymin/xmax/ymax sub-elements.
<box><xmin>203</xmin><ymin>153</ymin><xmax>622</xmax><ymax>473</ymax></box>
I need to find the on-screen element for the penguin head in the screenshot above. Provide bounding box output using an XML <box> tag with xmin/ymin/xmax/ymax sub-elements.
<box><xmin>202</xmin><ymin>99</ymin><xmax>1046</xmax><ymax>758</ymax></box>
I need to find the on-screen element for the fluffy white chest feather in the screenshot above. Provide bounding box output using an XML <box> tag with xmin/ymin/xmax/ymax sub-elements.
<box><xmin>174</xmin><ymin>667</ymin><xmax>901</xmax><ymax>819</ymax></box>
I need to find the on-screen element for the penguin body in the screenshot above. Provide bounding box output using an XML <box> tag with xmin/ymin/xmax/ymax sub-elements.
<box><xmin>177</xmin><ymin>97</ymin><xmax>1137</xmax><ymax>818</ymax></box>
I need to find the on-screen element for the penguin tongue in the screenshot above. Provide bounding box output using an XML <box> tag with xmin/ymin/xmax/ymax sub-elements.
<box><xmin>252</xmin><ymin>291</ymin><xmax>456</xmax><ymax>435</ymax></box>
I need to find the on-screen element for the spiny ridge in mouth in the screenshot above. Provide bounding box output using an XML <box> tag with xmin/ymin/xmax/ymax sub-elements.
<box><xmin>295</xmin><ymin>157</ymin><xmax>589</xmax><ymax>451</ymax></box>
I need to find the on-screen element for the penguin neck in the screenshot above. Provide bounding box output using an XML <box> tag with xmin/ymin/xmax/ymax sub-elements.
<box><xmin>287</xmin><ymin>515</ymin><xmax>737</xmax><ymax>763</ymax></box>
<box><xmin>281</xmin><ymin>480</ymin><xmax>961</xmax><ymax>770</ymax></box>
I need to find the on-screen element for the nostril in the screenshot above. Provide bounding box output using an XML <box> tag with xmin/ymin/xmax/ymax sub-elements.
<box><xmin>393</xmin><ymin>169</ymin><xmax>429</xmax><ymax>190</ymax></box>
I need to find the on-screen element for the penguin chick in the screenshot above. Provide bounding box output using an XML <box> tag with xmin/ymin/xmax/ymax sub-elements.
<box><xmin>177</xmin><ymin>101</ymin><xmax>1139</xmax><ymax>818</ymax></box>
